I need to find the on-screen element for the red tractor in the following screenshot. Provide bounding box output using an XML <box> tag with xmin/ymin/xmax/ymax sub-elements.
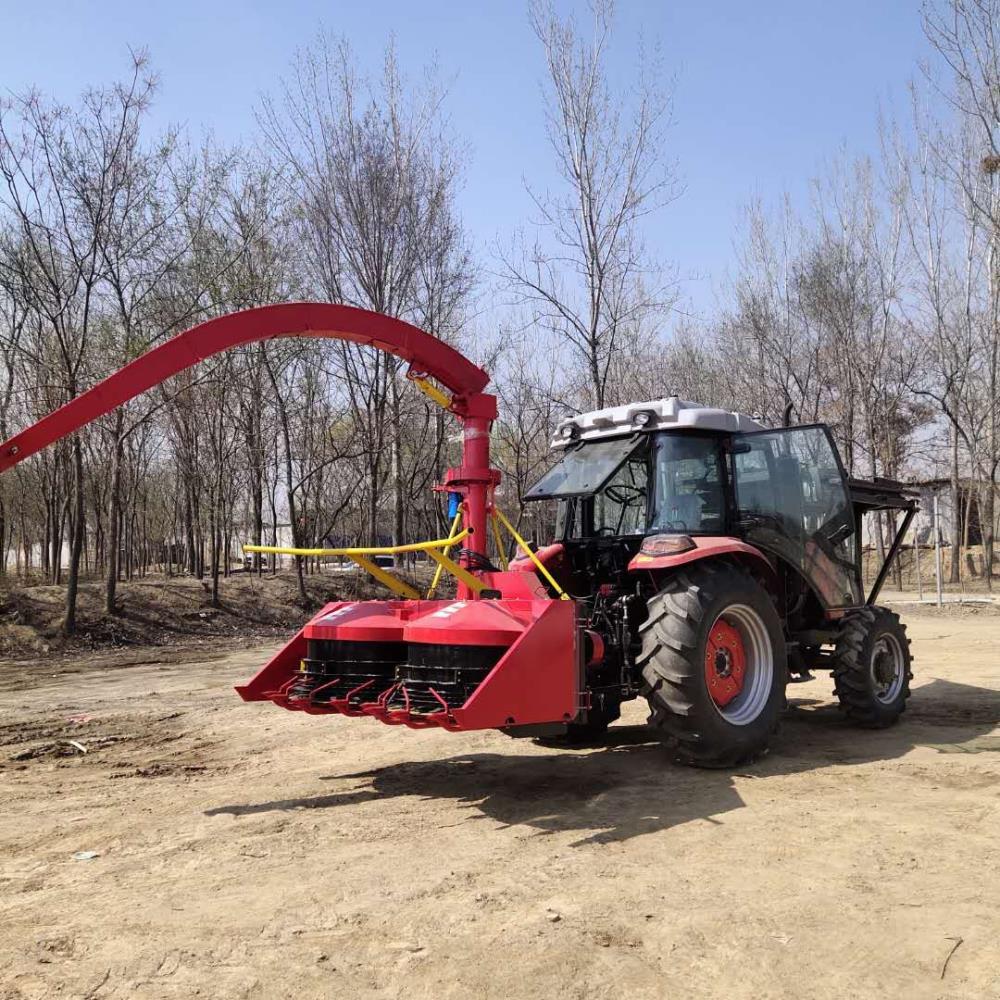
<box><xmin>0</xmin><ymin>304</ymin><xmax>916</xmax><ymax>766</ymax></box>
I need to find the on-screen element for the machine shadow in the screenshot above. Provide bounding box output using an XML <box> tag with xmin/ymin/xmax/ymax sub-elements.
<box><xmin>206</xmin><ymin>677</ymin><xmax>1000</xmax><ymax>846</ymax></box>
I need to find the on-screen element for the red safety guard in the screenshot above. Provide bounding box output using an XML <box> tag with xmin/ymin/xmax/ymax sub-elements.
<box><xmin>236</xmin><ymin>598</ymin><xmax>579</xmax><ymax>731</ymax></box>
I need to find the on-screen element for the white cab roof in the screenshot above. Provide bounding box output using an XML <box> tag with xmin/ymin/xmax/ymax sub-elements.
<box><xmin>552</xmin><ymin>396</ymin><xmax>766</xmax><ymax>448</ymax></box>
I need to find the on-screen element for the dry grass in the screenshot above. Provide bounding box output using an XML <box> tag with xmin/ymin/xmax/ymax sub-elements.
<box><xmin>0</xmin><ymin>565</ymin><xmax>440</xmax><ymax>662</ymax></box>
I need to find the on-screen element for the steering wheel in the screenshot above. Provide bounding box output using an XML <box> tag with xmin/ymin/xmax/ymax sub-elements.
<box><xmin>660</xmin><ymin>519</ymin><xmax>689</xmax><ymax>531</ymax></box>
<box><xmin>605</xmin><ymin>483</ymin><xmax>645</xmax><ymax>505</ymax></box>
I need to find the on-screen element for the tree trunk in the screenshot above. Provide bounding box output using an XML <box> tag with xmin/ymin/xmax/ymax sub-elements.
<box><xmin>105</xmin><ymin>425</ymin><xmax>124</xmax><ymax>614</ymax></box>
<box><xmin>209</xmin><ymin>487</ymin><xmax>221</xmax><ymax>608</ymax></box>
<box><xmin>42</xmin><ymin>498</ymin><xmax>51</xmax><ymax>579</ymax></box>
<box><xmin>62</xmin><ymin>436</ymin><xmax>86</xmax><ymax>634</ymax></box>
<box><xmin>984</xmin><ymin>484</ymin><xmax>996</xmax><ymax>591</ymax></box>
<box><xmin>0</xmin><ymin>499</ymin><xmax>6</xmax><ymax>577</ymax></box>
<box><xmin>949</xmin><ymin>423</ymin><xmax>961</xmax><ymax>583</ymax></box>
<box><xmin>391</xmin><ymin>378</ymin><xmax>405</xmax><ymax>567</ymax></box>
<box><xmin>267</xmin><ymin>361</ymin><xmax>308</xmax><ymax>605</ymax></box>
<box><xmin>251</xmin><ymin>466</ymin><xmax>264</xmax><ymax>574</ymax></box>
<box><xmin>184</xmin><ymin>487</ymin><xmax>196</xmax><ymax>576</ymax></box>
<box><xmin>974</xmin><ymin>487</ymin><xmax>991</xmax><ymax>587</ymax></box>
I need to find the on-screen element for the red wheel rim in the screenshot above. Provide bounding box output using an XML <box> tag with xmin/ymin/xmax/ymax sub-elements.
<box><xmin>705</xmin><ymin>617</ymin><xmax>747</xmax><ymax>708</ymax></box>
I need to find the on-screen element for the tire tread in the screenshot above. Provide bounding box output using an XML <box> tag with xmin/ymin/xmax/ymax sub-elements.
<box><xmin>640</xmin><ymin>561</ymin><xmax>784</xmax><ymax>768</ymax></box>
<box><xmin>832</xmin><ymin>606</ymin><xmax>912</xmax><ymax>728</ymax></box>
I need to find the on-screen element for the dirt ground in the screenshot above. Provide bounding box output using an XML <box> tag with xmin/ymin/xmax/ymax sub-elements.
<box><xmin>2</xmin><ymin>604</ymin><xmax>999</xmax><ymax>1000</ymax></box>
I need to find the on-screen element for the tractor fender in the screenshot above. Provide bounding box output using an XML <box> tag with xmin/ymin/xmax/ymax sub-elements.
<box><xmin>628</xmin><ymin>536</ymin><xmax>777</xmax><ymax>588</ymax></box>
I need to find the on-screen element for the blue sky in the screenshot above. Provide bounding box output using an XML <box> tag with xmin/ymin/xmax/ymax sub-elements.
<box><xmin>1</xmin><ymin>1</ymin><xmax>940</xmax><ymax>318</ymax></box>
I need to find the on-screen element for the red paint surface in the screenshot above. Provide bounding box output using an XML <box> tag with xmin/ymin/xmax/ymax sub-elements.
<box><xmin>629</xmin><ymin>535</ymin><xmax>774</xmax><ymax>577</ymax></box>
<box><xmin>236</xmin><ymin>596</ymin><xmax>579</xmax><ymax>731</ymax></box>
<box><xmin>1</xmin><ymin>303</ymin><xmax>580</xmax><ymax>733</ymax></box>
<box><xmin>0</xmin><ymin>302</ymin><xmax>502</xmax><ymax>572</ymax></box>
<box><xmin>705</xmin><ymin>617</ymin><xmax>746</xmax><ymax>708</ymax></box>
<box><xmin>0</xmin><ymin>303</ymin><xmax>490</xmax><ymax>474</ymax></box>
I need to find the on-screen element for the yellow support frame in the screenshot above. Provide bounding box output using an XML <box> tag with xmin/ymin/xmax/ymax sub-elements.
<box><xmin>408</xmin><ymin>373</ymin><xmax>452</xmax><ymax>411</ymax></box>
<box><xmin>426</xmin><ymin>548</ymin><xmax>485</xmax><ymax>595</ymax></box>
<box><xmin>492</xmin><ymin>507</ymin><xmax>570</xmax><ymax>600</ymax></box>
<box><xmin>348</xmin><ymin>556</ymin><xmax>420</xmax><ymax>599</ymax></box>
<box><xmin>245</xmin><ymin>509</ymin><xmax>573</xmax><ymax>603</ymax></box>
<box><xmin>490</xmin><ymin>512</ymin><xmax>509</xmax><ymax>571</ymax></box>
<box><xmin>426</xmin><ymin>511</ymin><xmax>464</xmax><ymax>599</ymax></box>
<box><xmin>244</xmin><ymin>529</ymin><xmax>472</xmax><ymax>600</ymax></box>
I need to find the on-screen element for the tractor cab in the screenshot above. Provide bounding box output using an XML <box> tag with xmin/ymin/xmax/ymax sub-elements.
<box><xmin>524</xmin><ymin>427</ymin><xmax>730</xmax><ymax>593</ymax></box>
<box><xmin>519</xmin><ymin>396</ymin><xmax>916</xmax><ymax>759</ymax></box>
<box><xmin>524</xmin><ymin>398</ymin><xmax>864</xmax><ymax>615</ymax></box>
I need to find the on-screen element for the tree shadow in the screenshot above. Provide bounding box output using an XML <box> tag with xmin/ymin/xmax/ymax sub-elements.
<box><xmin>205</xmin><ymin>678</ymin><xmax>1000</xmax><ymax>846</ymax></box>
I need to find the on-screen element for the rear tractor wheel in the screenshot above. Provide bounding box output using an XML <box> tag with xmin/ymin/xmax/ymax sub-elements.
<box><xmin>638</xmin><ymin>562</ymin><xmax>787</xmax><ymax>768</ymax></box>
<box><xmin>832</xmin><ymin>607</ymin><xmax>912</xmax><ymax>727</ymax></box>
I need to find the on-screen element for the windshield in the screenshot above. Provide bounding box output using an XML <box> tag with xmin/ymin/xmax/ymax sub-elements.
<box><xmin>649</xmin><ymin>434</ymin><xmax>725</xmax><ymax>533</ymax></box>
<box><xmin>532</xmin><ymin>431</ymin><xmax>725</xmax><ymax>539</ymax></box>
<box><xmin>523</xmin><ymin>435</ymin><xmax>640</xmax><ymax>500</ymax></box>
<box><xmin>594</xmin><ymin>448</ymin><xmax>649</xmax><ymax>535</ymax></box>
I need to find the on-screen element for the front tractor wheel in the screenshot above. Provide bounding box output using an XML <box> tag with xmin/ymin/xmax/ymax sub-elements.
<box><xmin>638</xmin><ymin>563</ymin><xmax>787</xmax><ymax>768</ymax></box>
<box><xmin>832</xmin><ymin>607</ymin><xmax>912</xmax><ymax>727</ymax></box>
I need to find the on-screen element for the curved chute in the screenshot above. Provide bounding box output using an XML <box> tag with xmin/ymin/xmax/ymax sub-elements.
<box><xmin>0</xmin><ymin>302</ymin><xmax>490</xmax><ymax>474</ymax></box>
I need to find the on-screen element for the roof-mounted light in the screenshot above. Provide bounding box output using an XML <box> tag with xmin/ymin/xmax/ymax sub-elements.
<box><xmin>631</xmin><ymin>409</ymin><xmax>655</xmax><ymax>429</ymax></box>
<box><xmin>558</xmin><ymin>423</ymin><xmax>578</xmax><ymax>440</ymax></box>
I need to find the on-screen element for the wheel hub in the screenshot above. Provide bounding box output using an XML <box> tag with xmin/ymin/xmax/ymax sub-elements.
<box><xmin>873</xmin><ymin>648</ymin><xmax>894</xmax><ymax>686</ymax></box>
<box><xmin>871</xmin><ymin>635</ymin><xmax>903</xmax><ymax>700</ymax></box>
<box><xmin>706</xmin><ymin>619</ymin><xmax>746</xmax><ymax>707</ymax></box>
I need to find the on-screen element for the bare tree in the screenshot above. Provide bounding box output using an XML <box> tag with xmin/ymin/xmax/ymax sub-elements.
<box><xmin>0</xmin><ymin>54</ymin><xmax>158</xmax><ymax>632</ymax></box>
<box><xmin>920</xmin><ymin>0</ymin><xmax>1000</xmax><ymax>581</ymax></box>
<box><xmin>0</xmin><ymin>251</ymin><xmax>27</xmax><ymax>571</ymax></box>
<box><xmin>259</xmin><ymin>34</ymin><xmax>475</xmax><ymax>562</ymax></box>
<box><xmin>502</xmin><ymin>0</ymin><xmax>679</xmax><ymax>409</ymax></box>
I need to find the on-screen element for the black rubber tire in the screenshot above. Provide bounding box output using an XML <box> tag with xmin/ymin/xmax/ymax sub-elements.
<box><xmin>832</xmin><ymin>607</ymin><xmax>912</xmax><ymax>727</ymax></box>
<box><xmin>638</xmin><ymin>561</ymin><xmax>787</xmax><ymax>768</ymax></box>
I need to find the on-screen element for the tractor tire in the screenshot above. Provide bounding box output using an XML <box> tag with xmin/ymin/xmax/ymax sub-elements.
<box><xmin>638</xmin><ymin>561</ymin><xmax>787</xmax><ymax>768</ymax></box>
<box><xmin>832</xmin><ymin>607</ymin><xmax>912</xmax><ymax>727</ymax></box>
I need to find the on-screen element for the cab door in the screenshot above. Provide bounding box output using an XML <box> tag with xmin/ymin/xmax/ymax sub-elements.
<box><xmin>732</xmin><ymin>425</ymin><xmax>861</xmax><ymax>608</ymax></box>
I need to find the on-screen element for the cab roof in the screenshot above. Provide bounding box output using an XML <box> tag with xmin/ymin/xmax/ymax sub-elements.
<box><xmin>553</xmin><ymin>396</ymin><xmax>766</xmax><ymax>448</ymax></box>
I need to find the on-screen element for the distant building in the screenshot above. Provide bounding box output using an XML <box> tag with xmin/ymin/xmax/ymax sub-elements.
<box><xmin>910</xmin><ymin>479</ymin><xmax>986</xmax><ymax>547</ymax></box>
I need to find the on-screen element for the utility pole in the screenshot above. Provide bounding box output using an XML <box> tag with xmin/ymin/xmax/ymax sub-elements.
<box><xmin>934</xmin><ymin>494</ymin><xmax>943</xmax><ymax>607</ymax></box>
<box><xmin>984</xmin><ymin>152</ymin><xmax>999</xmax><ymax>591</ymax></box>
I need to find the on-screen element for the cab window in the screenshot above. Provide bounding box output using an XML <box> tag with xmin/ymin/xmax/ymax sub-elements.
<box><xmin>733</xmin><ymin>426</ymin><xmax>860</xmax><ymax>606</ymax></box>
<box><xmin>592</xmin><ymin>450</ymin><xmax>649</xmax><ymax>535</ymax></box>
<box><xmin>649</xmin><ymin>434</ymin><xmax>725</xmax><ymax>533</ymax></box>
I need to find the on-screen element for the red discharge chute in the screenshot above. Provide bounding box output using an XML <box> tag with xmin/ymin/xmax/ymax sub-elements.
<box><xmin>0</xmin><ymin>302</ymin><xmax>491</xmax><ymax>474</ymax></box>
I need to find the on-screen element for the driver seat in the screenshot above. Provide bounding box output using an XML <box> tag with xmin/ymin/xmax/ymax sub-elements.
<box><xmin>657</xmin><ymin>492</ymin><xmax>703</xmax><ymax>531</ymax></box>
